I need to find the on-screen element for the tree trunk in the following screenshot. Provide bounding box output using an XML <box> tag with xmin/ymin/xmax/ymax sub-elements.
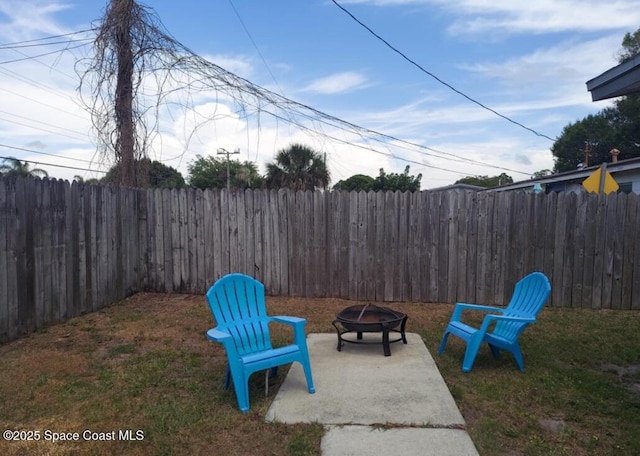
<box><xmin>114</xmin><ymin>0</ymin><xmax>136</xmax><ymax>187</ymax></box>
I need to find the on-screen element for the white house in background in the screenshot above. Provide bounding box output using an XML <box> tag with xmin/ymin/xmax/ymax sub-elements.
<box><xmin>486</xmin><ymin>155</ymin><xmax>640</xmax><ymax>194</ymax></box>
<box><xmin>488</xmin><ymin>55</ymin><xmax>640</xmax><ymax>195</ymax></box>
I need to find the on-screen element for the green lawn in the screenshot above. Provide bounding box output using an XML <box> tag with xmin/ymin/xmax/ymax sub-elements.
<box><xmin>0</xmin><ymin>293</ymin><xmax>638</xmax><ymax>455</ymax></box>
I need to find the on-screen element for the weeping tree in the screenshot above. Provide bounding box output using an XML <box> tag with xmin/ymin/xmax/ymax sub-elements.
<box><xmin>78</xmin><ymin>0</ymin><xmax>179</xmax><ymax>187</ymax></box>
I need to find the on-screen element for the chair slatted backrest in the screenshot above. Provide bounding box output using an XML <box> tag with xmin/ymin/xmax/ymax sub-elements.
<box><xmin>206</xmin><ymin>274</ymin><xmax>273</xmax><ymax>356</ymax></box>
<box><xmin>493</xmin><ymin>272</ymin><xmax>551</xmax><ymax>341</ymax></box>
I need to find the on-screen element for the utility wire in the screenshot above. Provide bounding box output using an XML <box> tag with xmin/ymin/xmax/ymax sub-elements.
<box><xmin>164</xmin><ymin>32</ymin><xmax>533</xmax><ymax>177</ymax></box>
<box><xmin>330</xmin><ymin>0</ymin><xmax>556</xmax><ymax>142</ymax></box>
<box><xmin>0</xmin><ymin>109</ymin><xmax>89</xmax><ymax>138</ymax></box>
<box><xmin>0</xmin><ymin>66</ymin><xmax>84</xmax><ymax>110</ymax></box>
<box><xmin>0</xmin><ymin>86</ymin><xmax>87</xmax><ymax>120</ymax></box>
<box><xmin>0</xmin><ymin>116</ymin><xmax>88</xmax><ymax>142</ymax></box>
<box><xmin>0</xmin><ymin>29</ymin><xmax>95</xmax><ymax>47</ymax></box>
<box><xmin>275</xmin><ymin>96</ymin><xmax>532</xmax><ymax>175</ymax></box>
<box><xmin>0</xmin><ymin>153</ymin><xmax>107</xmax><ymax>174</ymax></box>
<box><xmin>0</xmin><ymin>42</ymin><xmax>89</xmax><ymax>65</ymax></box>
<box><xmin>0</xmin><ymin>38</ymin><xmax>93</xmax><ymax>50</ymax></box>
<box><xmin>0</xmin><ymin>24</ymin><xmax>530</xmax><ymax>178</ymax></box>
<box><xmin>227</xmin><ymin>0</ymin><xmax>281</xmax><ymax>92</ymax></box>
<box><xmin>0</xmin><ymin>143</ymin><xmax>106</xmax><ymax>166</ymax></box>
<box><xmin>0</xmin><ymin>24</ymin><xmax>530</xmax><ymax>179</ymax></box>
<box><xmin>260</xmin><ymin>108</ymin><xmax>480</xmax><ymax>176</ymax></box>
<box><xmin>228</xmin><ymin>0</ymin><xmax>295</xmax><ymax>162</ymax></box>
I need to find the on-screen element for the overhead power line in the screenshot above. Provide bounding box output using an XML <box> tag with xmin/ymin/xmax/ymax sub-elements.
<box><xmin>227</xmin><ymin>0</ymin><xmax>281</xmax><ymax>92</ymax></box>
<box><xmin>330</xmin><ymin>0</ymin><xmax>556</xmax><ymax>142</ymax></box>
<box><xmin>0</xmin><ymin>38</ymin><xmax>93</xmax><ymax>50</ymax></box>
<box><xmin>133</xmin><ymin>26</ymin><xmax>532</xmax><ymax>177</ymax></box>
<box><xmin>0</xmin><ymin>115</ymin><xmax>88</xmax><ymax>142</ymax></box>
<box><xmin>0</xmin><ymin>29</ymin><xmax>95</xmax><ymax>47</ymax></box>
<box><xmin>0</xmin><ymin>143</ymin><xmax>107</xmax><ymax>166</ymax></box>
<box><xmin>0</xmin><ymin>86</ymin><xmax>87</xmax><ymax>120</ymax></box>
<box><xmin>0</xmin><ymin>109</ymin><xmax>89</xmax><ymax>138</ymax></box>
<box><xmin>0</xmin><ymin>42</ymin><xmax>89</xmax><ymax>65</ymax></box>
<box><xmin>0</xmin><ymin>153</ymin><xmax>107</xmax><ymax>174</ymax></box>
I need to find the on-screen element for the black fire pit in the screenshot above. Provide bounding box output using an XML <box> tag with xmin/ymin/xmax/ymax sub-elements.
<box><xmin>332</xmin><ymin>304</ymin><xmax>408</xmax><ymax>356</ymax></box>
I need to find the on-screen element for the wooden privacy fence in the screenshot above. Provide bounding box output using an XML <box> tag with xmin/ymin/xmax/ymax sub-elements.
<box><xmin>0</xmin><ymin>177</ymin><xmax>144</xmax><ymax>343</ymax></box>
<box><xmin>1</xmin><ymin>175</ymin><xmax>639</xmax><ymax>342</ymax></box>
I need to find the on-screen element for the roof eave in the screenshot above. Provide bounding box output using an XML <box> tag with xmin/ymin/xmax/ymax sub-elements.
<box><xmin>586</xmin><ymin>55</ymin><xmax>640</xmax><ymax>101</ymax></box>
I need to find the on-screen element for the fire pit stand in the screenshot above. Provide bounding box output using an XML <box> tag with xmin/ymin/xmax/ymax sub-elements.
<box><xmin>332</xmin><ymin>304</ymin><xmax>408</xmax><ymax>356</ymax></box>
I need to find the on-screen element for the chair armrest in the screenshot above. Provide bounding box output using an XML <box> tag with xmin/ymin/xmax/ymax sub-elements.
<box><xmin>270</xmin><ymin>316</ymin><xmax>306</xmax><ymax>326</ymax></box>
<box><xmin>206</xmin><ymin>327</ymin><xmax>240</xmax><ymax>359</ymax></box>
<box><xmin>451</xmin><ymin>303</ymin><xmax>505</xmax><ymax>321</ymax></box>
<box><xmin>269</xmin><ymin>316</ymin><xmax>308</xmax><ymax>348</ymax></box>
<box><xmin>206</xmin><ymin>327</ymin><xmax>232</xmax><ymax>343</ymax></box>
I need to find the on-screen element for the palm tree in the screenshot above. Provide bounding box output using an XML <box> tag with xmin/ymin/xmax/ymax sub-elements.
<box><xmin>0</xmin><ymin>157</ymin><xmax>48</xmax><ymax>178</ymax></box>
<box><xmin>265</xmin><ymin>144</ymin><xmax>329</xmax><ymax>191</ymax></box>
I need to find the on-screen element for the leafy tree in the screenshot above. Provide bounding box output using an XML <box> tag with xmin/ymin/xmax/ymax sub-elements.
<box><xmin>619</xmin><ymin>28</ymin><xmax>640</xmax><ymax>62</ymax></box>
<box><xmin>147</xmin><ymin>160</ymin><xmax>186</xmax><ymax>188</ymax></box>
<box><xmin>265</xmin><ymin>144</ymin><xmax>329</xmax><ymax>191</ymax></box>
<box><xmin>552</xmin><ymin>27</ymin><xmax>640</xmax><ymax>171</ymax></box>
<box><xmin>532</xmin><ymin>169</ymin><xmax>553</xmax><ymax>178</ymax></box>
<box><xmin>102</xmin><ymin>158</ymin><xmax>185</xmax><ymax>188</ymax></box>
<box><xmin>333</xmin><ymin>174</ymin><xmax>375</xmax><ymax>192</ymax></box>
<box><xmin>188</xmin><ymin>155</ymin><xmax>262</xmax><ymax>190</ymax></box>
<box><xmin>73</xmin><ymin>175</ymin><xmax>101</xmax><ymax>184</ymax></box>
<box><xmin>455</xmin><ymin>173</ymin><xmax>513</xmax><ymax>188</ymax></box>
<box><xmin>372</xmin><ymin>165</ymin><xmax>422</xmax><ymax>192</ymax></box>
<box><xmin>551</xmin><ymin>114</ymin><xmax>620</xmax><ymax>172</ymax></box>
<box><xmin>0</xmin><ymin>157</ymin><xmax>48</xmax><ymax>178</ymax></box>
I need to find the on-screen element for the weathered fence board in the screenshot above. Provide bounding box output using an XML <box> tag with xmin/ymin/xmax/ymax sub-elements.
<box><xmin>2</xmin><ymin>175</ymin><xmax>640</xmax><ymax>343</ymax></box>
<box><xmin>633</xmin><ymin>200</ymin><xmax>640</xmax><ymax>310</ymax></box>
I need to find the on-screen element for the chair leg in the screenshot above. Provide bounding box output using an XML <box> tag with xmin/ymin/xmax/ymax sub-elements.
<box><xmin>238</xmin><ymin>380</ymin><xmax>251</xmax><ymax>413</ymax></box>
<box><xmin>224</xmin><ymin>365</ymin><xmax>231</xmax><ymax>389</ymax></box>
<box><xmin>228</xmin><ymin>366</ymin><xmax>250</xmax><ymax>413</ymax></box>
<box><xmin>264</xmin><ymin>367</ymin><xmax>278</xmax><ymax>397</ymax></box>
<box><xmin>489</xmin><ymin>344</ymin><xmax>501</xmax><ymax>359</ymax></box>
<box><xmin>296</xmin><ymin>340</ymin><xmax>316</xmax><ymax>394</ymax></box>
<box><xmin>462</xmin><ymin>335</ymin><xmax>483</xmax><ymax>373</ymax></box>
<box><xmin>511</xmin><ymin>344</ymin><xmax>525</xmax><ymax>371</ymax></box>
<box><xmin>301</xmin><ymin>361</ymin><xmax>315</xmax><ymax>394</ymax></box>
<box><xmin>438</xmin><ymin>331</ymin><xmax>450</xmax><ymax>355</ymax></box>
<box><xmin>232</xmin><ymin>376</ymin><xmax>252</xmax><ymax>413</ymax></box>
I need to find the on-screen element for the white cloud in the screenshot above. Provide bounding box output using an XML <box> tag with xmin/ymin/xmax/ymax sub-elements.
<box><xmin>342</xmin><ymin>0</ymin><xmax>640</xmax><ymax>35</ymax></box>
<box><xmin>455</xmin><ymin>34</ymin><xmax>624</xmax><ymax>123</ymax></box>
<box><xmin>0</xmin><ymin>0</ymin><xmax>71</xmax><ymax>40</ymax></box>
<box><xmin>199</xmin><ymin>53</ymin><xmax>256</xmax><ymax>79</ymax></box>
<box><xmin>302</xmin><ymin>71</ymin><xmax>370</xmax><ymax>95</ymax></box>
<box><xmin>441</xmin><ymin>0</ymin><xmax>640</xmax><ymax>35</ymax></box>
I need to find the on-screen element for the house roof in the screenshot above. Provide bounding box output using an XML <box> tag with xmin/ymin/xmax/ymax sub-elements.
<box><xmin>586</xmin><ymin>55</ymin><xmax>640</xmax><ymax>101</ymax></box>
<box><xmin>485</xmin><ymin>156</ymin><xmax>640</xmax><ymax>192</ymax></box>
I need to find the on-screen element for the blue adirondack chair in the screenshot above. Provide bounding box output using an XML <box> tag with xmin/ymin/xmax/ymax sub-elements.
<box><xmin>438</xmin><ymin>272</ymin><xmax>551</xmax><ymax>372</ymax></box>
<box><xmin>205</xmin><ymin>273</ymin><xmax>315</xmax><ymax>412</ymax></box>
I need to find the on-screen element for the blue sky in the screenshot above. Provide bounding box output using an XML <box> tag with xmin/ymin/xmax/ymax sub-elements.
<box><xmin>1</xmin><ymin>0</ymin><xmax>639</xmax><ymax>188</ymax></box>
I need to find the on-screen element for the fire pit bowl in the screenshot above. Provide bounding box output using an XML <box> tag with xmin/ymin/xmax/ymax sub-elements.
<box><xmin>332</xmin><ymin>304</ymin><xmax>408</xmax><ymax>356</ymax></box>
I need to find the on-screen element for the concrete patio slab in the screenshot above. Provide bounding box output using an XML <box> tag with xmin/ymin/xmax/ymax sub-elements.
<box><xmin>266</xmin><ymin>332</ymin><xmax>465</xmax><ymax>426</ymax></box>
<box><xmin>265</xmin><ymin>332</ymin><xmax>479</xmax><ymax>455</ymax></box>
<box><xmin>321</xmin><ymin>425</ymin><xmax>479</xmax><ymax>456</ymax></box>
